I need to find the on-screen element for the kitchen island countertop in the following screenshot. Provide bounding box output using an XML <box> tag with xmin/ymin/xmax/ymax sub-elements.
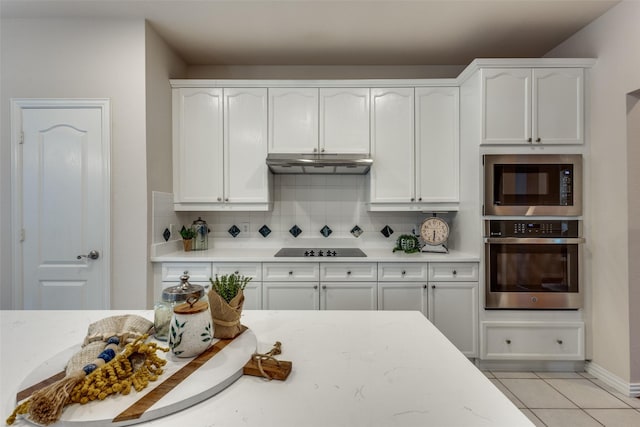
<box><xmin>1</xmin><ymin>310</ymin><xmax>532</xmax><ymax>426</ymax></box>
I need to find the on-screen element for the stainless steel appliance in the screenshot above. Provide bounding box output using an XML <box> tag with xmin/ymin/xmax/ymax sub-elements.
<box><xmin>266</xmin><ymin>153</ymin><xmax>372</xmax><ymax>174</ymax></box>
<box><xmin>483</xmin><ymin>154</ymin><xmax>582</xmax><ymax>216</ymax></box>
<box><xmin>484</xmin><ymin>220</ymin><xmax>584</xmax><ymax>309</ymax></box>
<box><xmin>274</xmin><ymin>248</ymin><xmax>367</xmax><ymax>257</ymax></box>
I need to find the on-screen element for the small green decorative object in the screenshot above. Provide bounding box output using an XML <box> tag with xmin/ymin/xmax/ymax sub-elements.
<box><xmin>180</xmin><ymin>226</ymin><xmax>196</xmax><ymax>240</ymax></box>
<box><xmin>209</xmin><ymin>273</ymin><xmax>252</xmax><ymax>304</ymax></box>
<box><xmin>393</xmin><ymin>234</ymin><xmax>421</xmax><ymax>254</ymax></box>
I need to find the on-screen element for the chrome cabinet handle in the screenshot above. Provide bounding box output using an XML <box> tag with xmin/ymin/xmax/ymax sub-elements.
<box><xmin>77</xmin><ymin>250</ymin><xmax>99</xmax><ymax>260</ymax></box>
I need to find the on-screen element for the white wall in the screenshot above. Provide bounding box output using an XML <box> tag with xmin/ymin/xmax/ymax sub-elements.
<box><xmin>187</xmin><ymin>64</ymin><xmax>465</xmax><ymax>79</ymax></box>
<box><xmin>546</xmin><ymin>0</ymin><xmax>640</xmax><ymax>384</ymax></box>
<box><xmin>0</xmin><ymin>18</ymin><xmax>148</xmax><ymax>309</ymax></box>
<box><xmin>144</xmin><ymin>22</ymin><xmax>188</xmax><ymax>305</ymax></box>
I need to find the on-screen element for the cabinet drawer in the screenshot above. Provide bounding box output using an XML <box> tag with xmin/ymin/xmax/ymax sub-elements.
<box><xmin>428</xmin><ymin>262</ymin><xmax>478</xmax><ymax>281</ymax></box>
<box><xmin>320</xmin><ymin>263</ymin><xmax>377</xmax><ymax>281</ymax></box>
<box><xmin>162</xmin><ymin>263</ymin><xmax>212</xmax><ymax>283</ymax></box>
<box><xmin>262</xmin><ymin>263</ymin><xmax>319</xmax><ymax>281</ymax></box>
<box><xmin>481</xmin><ymin>322</ymin><xmax>584</xmax><ymax>361</ymax></box>
<box><xmin>212</xmin><ymin>262</ymin><xmax>262</xmax><ymax>281</ymax></box>
<box><xmin>378</xmin><ymin>263</ymin><xmax>428</xmax><ymax>281</ymax></box>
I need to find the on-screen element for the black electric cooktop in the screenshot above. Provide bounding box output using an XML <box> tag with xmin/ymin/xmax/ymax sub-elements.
<box><xmin>274</xmin><ymin>248</ymin><xmax>367</xmax><ymax>257</ymax></box>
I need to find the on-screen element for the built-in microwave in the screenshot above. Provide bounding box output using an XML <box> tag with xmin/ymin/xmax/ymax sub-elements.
<box><xmin>483</xmin><ymin>154</ymin><xmax>582</xmax><ymax>216</ymax></box>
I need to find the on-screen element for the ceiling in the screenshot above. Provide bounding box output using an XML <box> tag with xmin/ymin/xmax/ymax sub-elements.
<box><xmin>1</xmin><ymin>0</ymin><xmax>620</xmax><ymax>66</ymax></box>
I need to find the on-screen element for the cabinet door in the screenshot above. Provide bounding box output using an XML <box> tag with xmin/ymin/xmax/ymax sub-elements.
<box><xmin>415</xmin><ymin>87</ymin><xmax>459</xmax><ymax>202</ymax></box>
<box><xmin>173</xmin><ymin>88</ymin><xmax>223</xmax><ymax>202</ymax></box>
<box><xmin>481</xmin><ymin>68</ymin><xmax>531</xmax><ymax>145</ymax></box>
<box><xmin>370</xmin><ymin>88</ymin><xmax>415</xmax><ymax>203</ymax></box>
<box><xmin>268</xmin><ymin>88</ymin><xmax>318</xmax><ymax>153</ymax></box>
<box><xmin>224</xmin><ymin>88</ymin><xmax>269</xmax><ymax>203</ymax></box>
<box><xmin>320</xmin><ymin>282</ymin><xmax>377</xmax><ymax>310</ymax></box>
<box><xmin>242</xmin><ymin>282</ymin><xmax>263</xmax><ymax>310</ymax></box>
<box><xmin>533</xmin><ymin>68</ymin><xmax>584</xmax><ymax>145</ymax></box>
<box><xmin>262</xmin><ymin>282</ymin><xmax>319</xmax><ymax>310</ymax></box>
<box><xmin>428</xmin><ymin>282</ymin><xmax>478</xmax><ymax>357</ymax></box>
<box><xmin>319</xmin><ymin>88</ymin><xmax>370</xmax><ymax>154</ymax></box>
<box><xmin>378</xmin><ymin>282</ymin><xmax>427</xmax><ymax>316</ymax></box>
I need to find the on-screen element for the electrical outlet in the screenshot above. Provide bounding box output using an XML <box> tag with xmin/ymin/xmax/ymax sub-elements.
<box><xmin>169</xmin><ymin>224</ymin><xmax>175</xmax><ymax>236</ymax></box>
<box><xmin>240</xmin><ymin>222</ymin><xmax>250</xmax><ymax>233</ymax></box>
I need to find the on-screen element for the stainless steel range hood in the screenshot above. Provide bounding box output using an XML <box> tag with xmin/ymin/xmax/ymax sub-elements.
<box><xmin>266</xmin><ymin>153</ymin><xmax>372</xmax><ymax>175</ymax></box>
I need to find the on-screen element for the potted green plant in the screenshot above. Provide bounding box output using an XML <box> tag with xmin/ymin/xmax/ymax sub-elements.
<box><xmin>208</xmin><ymin>273</ymin><xmax>252</xmax><ymax>338</ymax></box>
<box><xmin>180</xmin><ymin>226</ymin><xmax>196</xmax><ymax>252</ymax></box>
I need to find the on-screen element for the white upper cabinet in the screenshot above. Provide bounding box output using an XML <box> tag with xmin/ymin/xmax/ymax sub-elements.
<box><xmin>319</xmin><ymin>88</ymin><xmax>370</xmax><ymax>153</ymax></box>
<box><xmin>415</xmin><ymin>87</ymin><xmax>459</xmax><ymax>203</ymax></box>
<box><xmin>369</xmin><ymin>87</ymin><xmax>460</xmax><ymax>210</ymax></box>
<box><xmin>481</xmin><ymin>68</ymin><xmax>583</xmax><ymax>145</ymax></box>
<box><xmin>173</xmin><ymin>88</ymin><xmax>224</xmax><ymax>204</ymax></box>
<box><xmin>369</xmin><ymin>88</ymin><xmax>415</xmax><ymax>204</ymax></box>
<box><xmin>268</xmin><ymin>87</ymin><xmax>370</xmax><ymax>154</ymax></box>
<box><xmin>268</xmin><ymin>88</ymin><xmax>319</xmax><ymax>153</ymax></box>
<box><xmin>173</xmin><ymin>87</ymin><xmax>271</xmax><ymax>210</ymax></box>
<box><xmin>224</xmin><ymin>88</ymin><xmax>270</xmax><ymax>203</ymax></box>
<box><xmin>533</xmin><ymin>68</ymin><xmax>584</xmax><ymax>145</ymax></box>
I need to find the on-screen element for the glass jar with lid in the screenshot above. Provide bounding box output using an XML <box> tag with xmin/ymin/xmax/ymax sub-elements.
<box><xmin>154</xmin><ymin>272</ymin><xmax>206</xmax><ymax>341</ymax></box>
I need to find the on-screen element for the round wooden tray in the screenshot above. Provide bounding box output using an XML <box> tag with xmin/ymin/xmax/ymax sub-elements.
<box><xmin>15</xmin><ymin>330</ymin><xmax>257</xmax><ymax>426</ymax></box>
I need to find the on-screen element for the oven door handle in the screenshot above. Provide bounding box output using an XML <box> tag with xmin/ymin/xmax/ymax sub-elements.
<box><xmin>484</xmin><ymin>237</ymin><xmax>585</xmax><ymax>244</ymax></box>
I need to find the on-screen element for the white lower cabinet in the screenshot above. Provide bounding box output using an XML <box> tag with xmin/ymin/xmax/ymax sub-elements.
<box><xmin>263</xmin><ymin>282</ymin><xmax>319</xmax><ymax>310</ymax></box>
<box><xmin>160</xmin><ymin>262</ymin><xmax>212</xmax><ymax>293</ymax></box>
<box><xmin>321</xmin><ymin>282</ymin><xmax>377</xmax><ymax>310</ymax></box>
<box><xmin>378</xmin><ymin>282</ymin><xmax>428</xmax><ymax>315</ymax></box>
<box><xmin>481</xmin><ymin>321</ymin><xmax>585</xmax><ymax>361</ymax></box>
<box><xmin>212</xmin><ymin>262</ymin><xmax>262</xmax><ymax>310</ymax></box>
<box><xmin>429</xmin><ymin>282</ymin><xmax>478</xmax><ymax>357</ymax></box>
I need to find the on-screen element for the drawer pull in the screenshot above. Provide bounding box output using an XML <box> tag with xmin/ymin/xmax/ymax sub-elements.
<box><xmin>556</xmin><ymin>339</ymin><xmax>564</xmax><ymax>345</ymax></box>
<box><xmin>424</xmin><ymin>285</ymin><xmax>428</xmax><ymax>289</ymax></box>
<box><xmin>432</xmin><ymin>285</ymin><xmax>436</xmax><ymax>289</ymax></box>
<box><xmin>288</xmin><ymin>271</ymin><xmax>293</xmax><ymax>275</ymax></box>
<box><xmin>322</xmin><ymin>285</ymin><xmax>327</xmax><ymax>290</ymax></box>
<box><xmin>313</xmin><ymin>285</ymin><xmax>318</xmax><ymax>289</ymax></box>
<box><xmin>452</xmin><ymin>270</ymin><xmax>457</xmax><ymax>276</ymax></box>
<box><xmin>505</xmin><ymin>339</ymin><xmax>511</xmax><ymax>344</ymax></box>
<box><xmin>401</xmin><ymin>270</ymin><xmax>406</xmax><ymax>276</ymax></box>
<box><xmin>347</xmin><ymin>271</ymin><xmax>352</xmax><ymax>275</ymax></box>
<box><xmin>234</xmin><ymin>270</ymin><xmax>239</xmax><ymax>275</ymax></box>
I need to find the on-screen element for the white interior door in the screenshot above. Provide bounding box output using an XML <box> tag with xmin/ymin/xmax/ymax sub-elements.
<box><xmin>13</xmin><ymin>99</ymin><xmax>110</xmax><ymax>309</ymax></box>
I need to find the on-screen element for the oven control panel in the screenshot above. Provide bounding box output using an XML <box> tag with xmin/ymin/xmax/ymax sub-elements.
<box><xmin>486</xmin><ymin>220</ymin><xmax>580</xmax><ymax>238</ymax></box>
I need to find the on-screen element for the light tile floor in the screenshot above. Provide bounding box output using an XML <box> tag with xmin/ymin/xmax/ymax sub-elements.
<box><xmin>483</xmin><ymin>371</ymin><xmax>640</xmax><ymax>426</ymax></box>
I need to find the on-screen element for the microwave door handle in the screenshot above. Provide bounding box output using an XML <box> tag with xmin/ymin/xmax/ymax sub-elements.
<box><xmin>484</xmin><ymin>237</ymin><xmax>585</xmax><ymax>244</ymax></box>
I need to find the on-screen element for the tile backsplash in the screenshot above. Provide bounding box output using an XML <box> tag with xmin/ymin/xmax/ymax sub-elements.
<box><xmin>153</xmin><ymin>175</ymin><xmax>452</xmax><ymax>247</ymax></box>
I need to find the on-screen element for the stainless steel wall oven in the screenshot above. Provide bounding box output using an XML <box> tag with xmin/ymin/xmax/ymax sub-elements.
<box><xmin>484</xmin><ymin>220</ymin><xmax>584</xmax><ymax>309</ymax></box>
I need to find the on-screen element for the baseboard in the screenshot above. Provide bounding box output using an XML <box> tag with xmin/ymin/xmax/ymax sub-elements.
<box><xmin>476</xmin><ymin>360</ymin><xmax>585</xmax><ymax>372</ymax></box>
<box><xmin>586</xmin><ymin>361</ymin><xmax>640</xmax><ymax>397</ymax></box>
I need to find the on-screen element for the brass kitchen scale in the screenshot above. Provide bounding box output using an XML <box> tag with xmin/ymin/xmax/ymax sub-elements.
<box><xmin>419</xmin><ymin>214</ymin><xmax>450</xmax><ymax>253</ymax></box>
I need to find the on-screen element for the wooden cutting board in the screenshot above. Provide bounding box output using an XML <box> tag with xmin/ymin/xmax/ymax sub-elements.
<box><xmin>15</xmin><ymin>330</ymin><xmax>257</xmax><ymax>426</ymax></box>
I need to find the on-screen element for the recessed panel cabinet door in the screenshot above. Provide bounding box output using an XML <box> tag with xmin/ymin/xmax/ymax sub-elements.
<box><xmin>415</xmin><ymin>87</ymin><xmax>459</xmax><ymax>202</ymax></box>
<box><xmin>481</xmin><ymin>68</ymin><xmax>531</xmax><ymax>145</ymax></box>
<box><xmin>320</xmin><ymin>88</ymin><xmax>370</xmax><ymax>153</ymax></box>
<box><xmin>268</xmin><ymin>88</ymin><xmax>319</xmax><ymax>153</ymax></box>
<box><xmin>428</xmin><ymin>282</ymin><xmax>478</xmax><ymax>357</ymax></box>
<box><xmin>224</xmin><ymin>88</ymin><xmax>269</xmax><ymax>203</ymax></box>
<box><xmin>262</xmin><ymin>282</ymin><xmax>319</xmax><ymax>310</ymax></box>
<box><xmin>370</xmin><ymin>88</ymin><xmax>415</xmax><ymax>203</ymax></box>
<box><xmin>173</xmin><ymin>88</ymin><xmax>223</xmax><ymax>202</ymax></box>
<box><xmin>533</xmin><ymin>68</ymin><xmax>583</xmax><ymax>144</ymax></box>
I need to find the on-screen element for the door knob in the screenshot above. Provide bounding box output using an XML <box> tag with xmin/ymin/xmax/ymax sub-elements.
<box><xmin>77</xmin><ymin>250</ymin><xmax>100</xmax><ymax>260</ymax></box>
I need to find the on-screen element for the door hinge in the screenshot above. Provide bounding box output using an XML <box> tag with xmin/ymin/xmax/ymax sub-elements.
<box><xmin>20</xmin><ymin>229</ymin><xmax>25</xmax><ymax>242</ymax></box>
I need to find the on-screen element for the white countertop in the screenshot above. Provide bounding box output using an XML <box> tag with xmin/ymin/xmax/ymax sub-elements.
<box><xmin>1</xmin><ymin>310</ymin><xmax>531</xmax><ymax>426</ymax></box>
<box><xmin>151</xmin><ymin>247</ymin><xmax>479</xmax><ymax>263</ymax></box>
